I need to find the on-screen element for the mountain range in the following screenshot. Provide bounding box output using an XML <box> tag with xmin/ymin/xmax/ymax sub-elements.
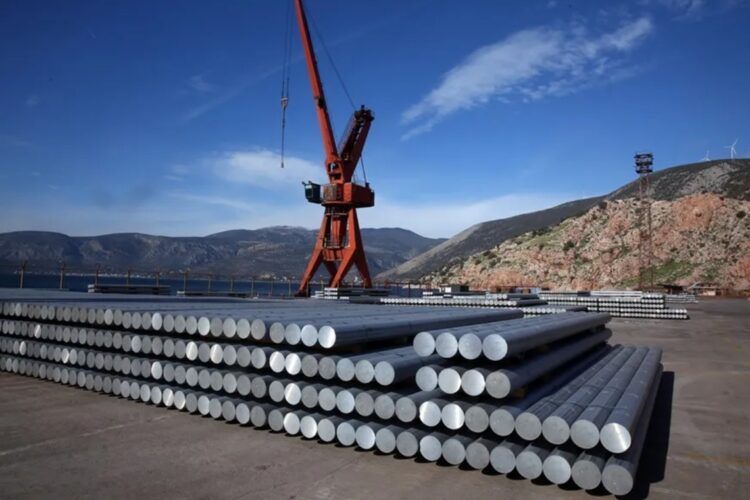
<box><xmin>0</xmin><ymin>227</ymin><xmax>444</xmax><ymax>279</ymax></box>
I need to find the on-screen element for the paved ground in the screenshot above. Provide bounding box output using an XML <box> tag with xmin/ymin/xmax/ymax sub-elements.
<box><xmin>0</xmin><ymin>299</ymin><xmax>748</xmax><ymax>500</ymax></box>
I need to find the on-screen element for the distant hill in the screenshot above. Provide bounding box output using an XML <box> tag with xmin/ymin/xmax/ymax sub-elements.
<box><xmin>378</xmin><ymin>159</ymin><xmax>750</xmax><ymax>281</ymax></box>
<box><xmin>427</xmin><ymin>193</ymin><xmax>750</xmax><ymax>291</ymax></box>
<box><xmin>377</xmin><ymin>197</ymin><xmax>603</xmax><ymax>281</ymax></box>
<box><xmin>0</xmin><ymin>226</ymin><xmax>444</xmax><ymax>279</ymax></box>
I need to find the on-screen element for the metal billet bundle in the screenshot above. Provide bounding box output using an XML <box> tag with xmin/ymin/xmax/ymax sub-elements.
<box><xmin>448</xmin><ymin>329</ymin><xmax>612</xmax><ymax>399</ymax></box>
<box><xmin>0</xmin><ymin>288</ymin><xmax>666</xmax><ymax>496</ymax></box>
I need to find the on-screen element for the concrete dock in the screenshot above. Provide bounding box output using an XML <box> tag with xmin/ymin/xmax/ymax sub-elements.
<box><xmin>0</xmin><ymin>298</ymin><xmax>748</xmax><ymax>499</ymax></box>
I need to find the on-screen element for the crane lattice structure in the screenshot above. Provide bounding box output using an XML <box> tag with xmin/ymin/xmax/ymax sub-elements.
<box><xmin>634</xmin><ymin>152</ymin><xmax>654</xmax><ymax>291</ymax></box>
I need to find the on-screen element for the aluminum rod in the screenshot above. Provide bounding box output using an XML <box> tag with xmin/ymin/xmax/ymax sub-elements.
<box><xmin>541</xmin><ymin>346</ymin><xmax>640</xmax><ymax>445</ymax></box>
<box><xmin>465</xmin><ymin>437</ymin><xmax>499</xmax><ymax>470</ymax></box>
<box><xmin>489</xmin><ymin>345</ymin><xmax>614</xmax><ymax>437</ymax></box>
<box><xmin>542</xmin><ymin>444</ymin><xmax>580</xmax><ymax>485</ymax></box>
<box><xmin>571</xmin><ymin>447</ymin><xmax>608</xmax><ymax>490</ymax></box>
<box><xmin>442</xmin><ymin>434</ymin><xmax>475</xmax><ymax>466</ymax></box>
<box><xmin>419</xmin><ymin>431</ymin><xmax>450</xmax><ymax>462</ymax></box>
<box><xmin>601</xmin><ymin>362</ymin><xmax>662</xmax><ymax>496</ymax></box>
<box><xmin>355</xmin><ymin>422</ymin><xmax>386</xmax><ymax>450</ymax></box>
<box><xmin>570</xmin><ymin>347</ymin><xmax>656</xmax><ymax>449</ymax></box>
<box><xmin>396</xmin><ymin>428</ymin><xmax>428</xmax><ymax>458</ymax></box>
<box><xmin>318</xmin><ymin>309</ymin><xmax>528</xmax><ymax>349</ymax></box>
<box><xmin>516</xmin><ymin>441</ymin><xmax>553</xmax><ymax>480</ymax></box>
<box><xmin>485</xmin><ymin>329</ymin><xmax>612</xmax><ymax>399</ymax></box>
<box><xmin>600</xmin><ymin>348</ymin><xmax>663</xmax><ymax>453</ymax></box>
<box><xmin>375</xmin><ymin>424</ymin><xmax>402</xmax><ymax>454</ymax></box>
<box><xmin>489</xmin><ymin>436</ymin><xmax>526</xmax><ymax>474</ymax></box>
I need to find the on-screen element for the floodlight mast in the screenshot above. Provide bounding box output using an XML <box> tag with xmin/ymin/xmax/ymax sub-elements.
<box><xmin>293</xmin><ymin>0</ymin><xmax>374</xmax><ymax>296</ymax></box>
<box><xmin>634</xmin><ymin>152</ymin><xmax>654</xmax><ymax>291</ymax></box>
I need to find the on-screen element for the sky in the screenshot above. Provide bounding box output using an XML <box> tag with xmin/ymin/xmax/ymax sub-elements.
<box><xmin>1</xmin><ymin>0</ymin><xmax>749</xmax><ymax>239</ymax></box>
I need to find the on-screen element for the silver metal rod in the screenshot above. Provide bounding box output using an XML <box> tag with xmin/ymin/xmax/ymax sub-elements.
<box><xmin>318</xmin><ymin>309</ymin><xmax>527</xmax><ymax>349</ymax></box>
<box><xmin>318</xmin><ymin>416</ymin><xmax>345</xmax><ymax>443</ymax></box>
<box><xmin>571</xmin><ymin>447</ymin><xmax>608</xmax><ymax>490</ymax></box>
<box><xmin>493</xmin><ymin>436</ymin><xmax>526</xmax><ymax>474</ymax></box>
<box><xmin>465</xmin><ymin>437</ymin><xmax>499</xmax><ymax>470</ymax></box>
<box><xmin>600</xmin><ymin>348</ymin><xmax>663</xmax><ymax>453</ymax></box>
<box><xmin>601</xmin><ymin>362</ymin><xmax>663</xmax><ymax>496</ymax></box>
<box><xmin>396</xmin><ymin>427</ymin><xmax>428</xmax><ymax>458</ymax></box>
<box><xmin>336</xmin><ymin>419</ymin><xmax>365</xmax><ymax>447</ymax></box>
<box><xmin>355</xmin><ymin>422</ymin><xmax>386</xmax><ymax>450</ymax></box>
<box><xmin>541</xmin><ymin>346</ymin><xmax>639</xmax><ymax>445</ymax></box>
<box><xmin>415</xmin><ymin>364</ymin><xmax>440</xmax><ymax>391</ymax></box>
<box><xmin>300</xmin><ymin>412</ymin><xmax>325</xmax><ymax>439</ymax></box>
<box><xmin>464</xmin><ymin>402</ymin><xmax>495</xmax><ymax>434</ymax></box>
<box><xmin>516</xmin><ymin>441</ymin><xmax>554</xmax><ymax>480</ymax></box>
<box><xmin>542</xmin><ymin>444</ymin><xmax>580</xmax><ymax>485</ymax></box>
<box><xmin>441</xmin><ymin>400</ymin><xmax>473</xmax><ymax>431</ymax></box>
<box><xmin>570</xmin><ymin>346</ymin><xmax>655</xmax><ymax>449</ymax></box>
<box><xmin>442</xmin><ymin>434</ymin><xmax>475</xmax><ymax>466</ymax></box>
<box><xmin>419</xmin><ymin>398</ymin><xmax>450</xmax><ymax>427</ymax></box>
<box><xmin>486</xmin><ymin>329</ymin><xmax>612</xmax><ymax>399</ymax></box>
<box><xmin>489</xmin><ymin>345</ymin><xmax>614</xmax><ymax>437</ymax></box>
<box><xmin>419</xmin><ymin>431</ymin><xmax>450</xmax><ymax>462</ymax></box>
<box><xmin>373</xmin><ymin>424</ymin><xmax>402</xmax><ymax>454</ymax></box>
<box><xmin>482</xmin><ymin>313</ymin><xmax>610</xmax><ymax>361</ymax></box>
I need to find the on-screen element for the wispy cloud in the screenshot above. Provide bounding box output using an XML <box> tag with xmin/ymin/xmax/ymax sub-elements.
<box><xmin>209</xmin><ymin>148</ymin><xmax>324</xmax><ymax>191</ymax></box>
<box><xmin>643</xmin><ymin>0</ymin><xmax>705</xmax><ymax>19</ymax></box>
<box><xmin>186</xmin><ymin>74</ymin><xmax>216</xmax><ymax>93</ymax></box>
<box><xmin>163</xmin><ymin>164</ymin><xmax>189</xmax><ymax>182</ymax></box>
<box><xmin>181</xmin><ymin>66</ymin><xmax>281</xmax><ymax>121</ymax></box>
<box><xmin>25</xmin><ymin>94</ymin><xmax>40</xmax><ymax>107</ymax></box>
<box><xmin>642</xmin><ymin>0</ymin><xmax>748</xmax><ymax>20</ymax></box>
<box><xmin>401</xmin><ymin>17</ymin><xmax>654</xmax><ymax>139</ymax></box>
<box><xmin>179</xmin><ymin>11</ymin><xmax>401</xmax><ymax>123</ymax></box>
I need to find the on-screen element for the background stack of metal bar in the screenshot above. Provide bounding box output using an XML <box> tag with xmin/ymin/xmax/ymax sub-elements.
<box><xmin>0</xmin><ymin>288</ymin><xmax>664</xmax><ymax>496</ymax></box>
<box><xmin>540</xmin><ymin>291</ymin><xmax>688</xmax><ymax>319</ymax></box>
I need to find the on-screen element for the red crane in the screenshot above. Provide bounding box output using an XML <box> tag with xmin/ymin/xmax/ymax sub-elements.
<box><xmin>293</xmin><ymin>0</ymin><xmax>374</xmax><ymax>296</ymax></box>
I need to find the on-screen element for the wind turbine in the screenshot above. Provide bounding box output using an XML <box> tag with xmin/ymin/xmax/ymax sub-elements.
<box><xmin>701</xmin><ymin>150</ymin><xmax>710</xmax><ymax>161</ymax></box>
<box><xmin>725</xmin><ymin>139</ymin><xmax>738</xmax><ymax>160</ymax></box>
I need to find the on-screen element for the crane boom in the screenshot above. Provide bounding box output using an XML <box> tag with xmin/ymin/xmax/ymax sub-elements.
<box><xmin>293</xmin><ymin>0</ymin><xmax>338</xmax><ymax>164</ymax></box>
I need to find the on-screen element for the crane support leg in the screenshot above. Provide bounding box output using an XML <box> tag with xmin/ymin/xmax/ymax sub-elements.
<box><xmin>296</xmin><ymin>207</ymin><xmax>371</xmax><ymax>296</ymax></box>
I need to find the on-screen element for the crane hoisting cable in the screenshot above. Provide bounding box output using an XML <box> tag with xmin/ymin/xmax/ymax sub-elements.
<box><xmin>279</xmin><ymin>0</ymin><xmax>293</xmax><ymax>168</ymax></box>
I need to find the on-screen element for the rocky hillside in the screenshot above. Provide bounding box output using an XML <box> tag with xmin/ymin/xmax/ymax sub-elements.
<box><xmin>378</xmin><ymin>197</ymin><xmax>604</xmax><ymax>280</ymax></box>
<box><xmin>425</xmin><ymin>193</ymin><xmax>750</xmax><ymax>291</ymax></box>
<box><xmin>0</xmin><ymin>227</ymin><xmax>444</xmax><ymax>279</ymax></box>
<box><xmin>380</xmin><ymin>159</ymin><xmax>750</xmax><ymax>282</ymax></box>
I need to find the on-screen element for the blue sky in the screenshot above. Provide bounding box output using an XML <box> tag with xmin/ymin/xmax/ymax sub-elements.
<box><xmin>1</xmin><ymin>0</ymin><xmax>748</xmax><ymax>238</ymax></box>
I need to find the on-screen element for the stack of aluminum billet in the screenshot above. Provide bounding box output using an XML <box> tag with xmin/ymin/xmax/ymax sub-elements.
<box><xmin>409</xmin><ymin>311</ymin><xmax>663</xmax><ymax>495</ymax></box>
<box><xmin>521</xmin><ymin>305</ymin><xmax>588</xmax><ymax>317</ymax></box>
<box><xmin>665</xmin><ymin>294</ymin><xmax>698</xmax><ymax>304</ymax></box>
<box><xmin>540</xmin><ymin>291</ymin><xmax>688</xmax><ymax>320</ymax></box>
<box><xmin>0</xmin><ymin>289</ymin><xmax>662</xmax><ymax>496</ymax></box>
<box><xmin>380</xmin><ymin>295</ymin><xmax>546</xmax><ymax>308</ymax></box>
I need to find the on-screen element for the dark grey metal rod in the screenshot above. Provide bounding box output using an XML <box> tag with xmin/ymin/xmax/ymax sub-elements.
<box><xmin>490</xmin><ymin>346</ymin><xmax>615</xmax><ymax>437</ymax></box>
<box><xmin>600</xmin><ymin>348</ymin><xmax>663</xmax><ymax>453</ymax></box>
<box><xmin>601</xmin><ymin>363</ymin><xmax>663</xmax><ymax>496</ymax></box>
<box><xmin>485</xmin><ymin>329</ymin><xmax>612</xmax><ymax>399</ymax></box>
<box><xmin>570</xmin><ymin>347</ymin><xmax>654</xmax><ymax>449</ymax></box>
<box><xmin>571</xmin><ymin>447</ymin><xmax>609</xmax><ymax>490</ymax></box>
<box><xmin>541</xmin><ymin>346</ymin><xmax>640</xmax><ymax>445</ymax></box>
